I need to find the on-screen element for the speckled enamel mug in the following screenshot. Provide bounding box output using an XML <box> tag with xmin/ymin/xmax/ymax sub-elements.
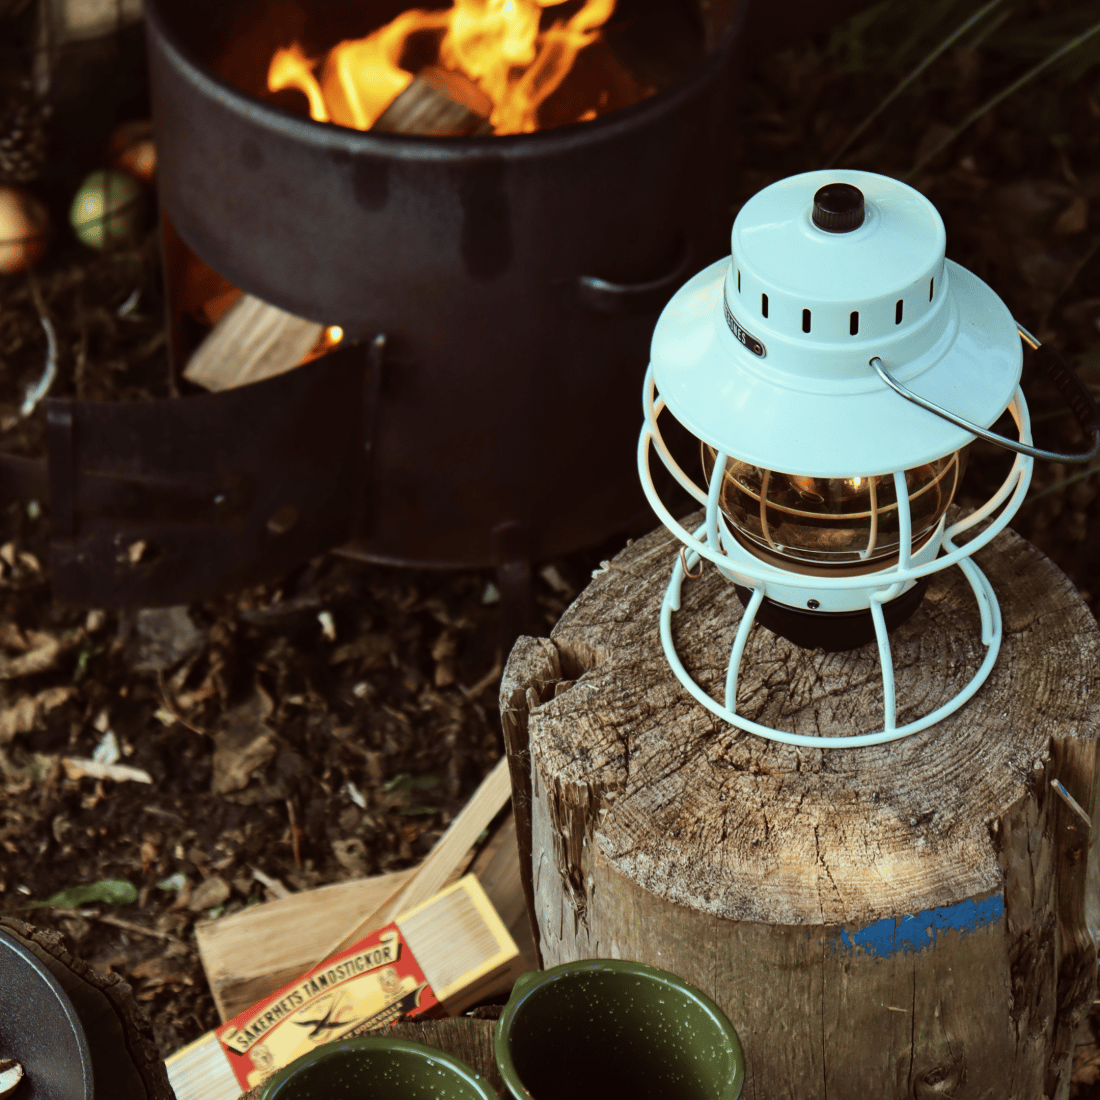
<box><xmin>494</xmin><ymin>959</ymin><xmax>745</xmax><ymax>1100</ymax></box>
<box><xmin>259</xmin><ymin>1035</ymin><xmax>499</xmax><ymax>1099</ymax></box>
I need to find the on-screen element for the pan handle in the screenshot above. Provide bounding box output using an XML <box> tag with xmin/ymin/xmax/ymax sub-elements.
<box><xmin>575</xmin><ymin>239</ymin><xmax>693</xmax><ymax>314</ymax></box>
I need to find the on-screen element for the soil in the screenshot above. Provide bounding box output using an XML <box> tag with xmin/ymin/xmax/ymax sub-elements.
<box><xmin>0</xmin><ymin>0</ymin><xmax>1098</xmax><ymax>1092</ymax></box>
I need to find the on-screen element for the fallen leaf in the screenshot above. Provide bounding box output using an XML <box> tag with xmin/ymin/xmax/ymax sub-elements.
<box><xmin>124</xmin><ymin>607</ymin><xmax>207</xmax><ymax>672</ymax></box>
<box><xmin>140</xmin><ymin>838</ymin><xmax>158</xmax><ymax>873</ymax></box>
<box><xmin>211</xmin><ymin>686</ymin><xmax>278</xmax><ymax>794</ymax></box>
<box><xmin>0</xmin><ymin>696</ymin><xmax>36</xmax><ymax>744</ymax></box>
<box><xmin>130</xmin><ymin>956</ymin><xmax>192</xmax><ymax>985</ymax></box>
<box><xmin>36</xmin><ymin>878</ymin><xmax>138</xmax><ymax>909</ymax></box>
<box><xmin>329</xmin><ymin>633</ymin><xmax>392</xmax><ymax>668</ymax></box>
<box><xmin>0</xmin><ymin>686</ymin><xmax>75</xmax><ymax>745</ymax></box>
<box><xmin>331</xmin><ymin>837</ymin><xmax>369</xmax><ymax>875</ymax></box>
<box><xmin>1053</xmin><ymin>195</ymin><xmax>1089</xmax><ymax>237</ymax></box>
<box><xmin>0</xmin><ymin>635</ymin><xmax>63</xmax><ymax>679</ymax></box>
<box><xmin>188</xmin><ymin>875</ymin><xmax>230</xmax><ymax>911</ymax></box>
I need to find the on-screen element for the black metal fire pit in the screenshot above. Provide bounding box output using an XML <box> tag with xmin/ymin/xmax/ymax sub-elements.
<box><xmin>8</xmin><ymin>0</ymin><xmax>754</xmax><ymax>611</ymax></box>
<box><xmin>145</xmin><ymin>0</ymin><xmax>747</xmax><ymax>575</ymax></box>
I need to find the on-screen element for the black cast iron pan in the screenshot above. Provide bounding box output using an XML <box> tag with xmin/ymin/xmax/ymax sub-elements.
<box><xmin>0</xmin><ymin>930</ymin><xmax>93</xmax><ymax>1100</ymax></box>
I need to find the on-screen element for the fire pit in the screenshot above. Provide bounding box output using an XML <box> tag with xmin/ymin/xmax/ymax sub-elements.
<box><xmin>126</xmin><ymin>0</ymin><xmax>747</xmax><ymax>606</ymax></box>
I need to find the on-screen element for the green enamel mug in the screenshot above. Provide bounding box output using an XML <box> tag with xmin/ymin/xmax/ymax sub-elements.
<box><xmin>494</xmin><ymin>959</ymin><xmax>745</xmax><ymax>1100</ymax></box>
<box><xmin>259</xmin><ymin>1035</ymin><xmax>499</xmax><ymax>1099</ymax></box>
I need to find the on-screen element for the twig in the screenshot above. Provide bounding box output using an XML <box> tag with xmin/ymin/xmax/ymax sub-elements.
<box><xmin>286</xmin><ymin>799</ymin><xmax>302</xmax><ymax>870</ymax></box>
<box><xmin>251</xmin><ymin>866</ymin><xmax>293</xmax><ymax>899</ymax></box>
<box><xmin>157</xmin><ymin>670</ymin><xmax>207</xmax><ymax>736</ymax></box>
<box><xmin>905</xmin><ymin>20</ymin><xmax>1100</xmax><ymax>179</ymax></box>
<box><xmin>827</xmin><ymin>0</ymin><xmax>1005</xmax><ymax>167</ymax></box>
<box><xmin>76</xmin><ymin>909</ymin><xmax>180</xmax><ymax>942</ymax></box>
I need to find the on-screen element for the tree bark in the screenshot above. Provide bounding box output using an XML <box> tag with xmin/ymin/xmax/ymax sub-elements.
<box><xmin>501</xmin><ymin>515</ymin><xmax>1100</xmax><ymax>1100</ymax></box>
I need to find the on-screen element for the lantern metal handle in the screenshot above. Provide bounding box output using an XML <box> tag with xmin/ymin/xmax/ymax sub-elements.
<box><xmin>871</xmin><ymin>324</ymin><xmax>1100</xmax><ymax>465</ymax></box>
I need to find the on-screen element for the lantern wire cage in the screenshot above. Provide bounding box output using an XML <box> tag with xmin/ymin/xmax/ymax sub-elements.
<box><xmin>638</xmin><ymin>358</ymin><xmax>1036</xmax><ymax>748</ymax></box>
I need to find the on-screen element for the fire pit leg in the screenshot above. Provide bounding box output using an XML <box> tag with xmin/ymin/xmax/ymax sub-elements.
<box><xmin>494</xmin><ymin>521</ymin><xmax>538</xmax><ymax>657</ymax></box>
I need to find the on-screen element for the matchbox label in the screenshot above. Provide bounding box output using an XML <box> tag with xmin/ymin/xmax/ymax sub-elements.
<box><xmin>215</xmin><ymin>924</ymin><xmax>441</xmax><ymax>1091</ymax></box>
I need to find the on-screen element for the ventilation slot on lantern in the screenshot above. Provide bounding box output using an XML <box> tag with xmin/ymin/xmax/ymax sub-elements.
<box><xmin>737</xmin><ymin>269</ymin><xmax>741</xmax><ymax>293</ymax></box>
<box><xmin>802</xmin><ymin>308</ymin><xmax>811</xmax><ymax>333</ymax></box>
<box><xmin>895</xmin><ymin>299</ymin><xmax>904</xmax><ymax>324</ymax></box>
<box><xmin>762</xmin><ymin>293</ymin><xmax>769</xmax><ymax>318</ymax></box>
<box><xmin>850</xmin><ymin>311</ymin><xmax>859</xmax><ymax>336</ymax></box>
<box><xmin>929</xmin><ymin>276</ymin><xmax>934</xmax><ymax>301</ymax></box>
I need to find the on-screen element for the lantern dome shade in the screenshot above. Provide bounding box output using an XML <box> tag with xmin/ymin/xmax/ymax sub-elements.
<box><xmin>650</xmin><ymin>170</ymin><xmax>1023</xmax><ymax>478</ymax></box>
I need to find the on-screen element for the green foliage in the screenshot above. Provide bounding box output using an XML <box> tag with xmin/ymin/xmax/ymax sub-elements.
<box><xmin>27</xmin><ymin>878</ymin><xmax>139</xmax><ymax>910</ymax></box>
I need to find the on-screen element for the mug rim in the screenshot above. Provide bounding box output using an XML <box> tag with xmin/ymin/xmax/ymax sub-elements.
<box><xmin>494</xmin><ymin>959</ymin><xmax>745</xmax><ymax>1100</ymax></box>
<box><xmin>259</xmin><ymin>1034</ymin><xmax>499</xmax><ymax>1099</ymax></box>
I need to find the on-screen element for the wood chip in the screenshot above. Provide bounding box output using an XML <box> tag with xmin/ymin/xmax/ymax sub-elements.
<box><xmin>61</xmin><ymin>757</ymin><xmax>153</xmax><ymax>784</ymax></box>
<box><xmin>182</xmin><ymin>295</ymin><xmax>323</xmax><ymax>394</ymax></box>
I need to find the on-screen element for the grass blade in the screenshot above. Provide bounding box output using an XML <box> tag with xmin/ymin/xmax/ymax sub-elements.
<box><xmin>827</xmin><ymin>0</ymin><xmax>1005</xmax><ymax>168</ymax></box>
<box><xmin>904</xmin><ymin>19</ymin><xmax>1100</xmax><ymax>179</ymax></box>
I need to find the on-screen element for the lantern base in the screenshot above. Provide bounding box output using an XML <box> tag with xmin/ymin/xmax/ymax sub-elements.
<box><xmin>732</xmin><ymin>576</ymin><xmax>931</xmax><ymax>653</ymax></box>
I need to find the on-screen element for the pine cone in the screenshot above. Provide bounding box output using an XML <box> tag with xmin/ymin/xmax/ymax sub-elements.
<box><xmin>0</xmin><ymin>86</ymin><xmax>51</xmax><ymax>185</ymax></box>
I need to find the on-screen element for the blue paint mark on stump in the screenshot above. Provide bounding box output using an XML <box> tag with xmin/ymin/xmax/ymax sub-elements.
<box><xmin>830</xmin><ymin>894</ymin><xmax>1004</xmax><ymax>959</ymax></box>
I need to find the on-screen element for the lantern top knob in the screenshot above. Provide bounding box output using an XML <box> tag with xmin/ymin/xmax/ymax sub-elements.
<box><xmin>812</xmin><ymin>182</ymin><xmax>865</xmax><ymax>232</ymax></box>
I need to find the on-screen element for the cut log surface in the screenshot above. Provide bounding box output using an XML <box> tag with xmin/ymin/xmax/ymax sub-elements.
<box><xmin>501</xmin><ymin>513</ymin><xmax>1100</xmax><ymax>1100</ymax></box>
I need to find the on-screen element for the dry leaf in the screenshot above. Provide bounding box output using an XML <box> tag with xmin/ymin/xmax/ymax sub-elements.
<box><xmin>188</xmin><ymin>875</ymin><xmax>231</xmax><ymax>911</ymax></box>
<box><xmin>130</xmin><ymin>956</ymin><xmax>192</xmax><ymax>985</ymax></box>
<box><xmin>124</xmin><ymin>607</ymin><xmax>206</xmax><ymax>672</ymax></box>
<box><xmin>0</xmin><ymin>696</ymin><xmax>37</xmax><ymax>743</ymax></box>
<box><xmin>0</xmin><ymin>685</ymin><xmax>75</xmax><ymax>744</ymax></box>
<box><xmin>0</xmin><ymin>635</ymin><xmax>63</xmax><ymax>679</ymax></box>
<box><xmin>1053</xmin><ymin>195</ymin><xmax>1089</xmax><ymax>237</ymax></box>
<box><xmin>331</xmin><ymin>836</ymin><xmax>369</xmax><ymax>875</ymax></box>
<box><xmin>329</xmin><ymin>633</ymin><xmax>392</xmax><ymax>668</ymax></box>
<box><xmin>211</xmin><ymin>686</ymin><xmax>278</xmax><ymax>794</ymax></box>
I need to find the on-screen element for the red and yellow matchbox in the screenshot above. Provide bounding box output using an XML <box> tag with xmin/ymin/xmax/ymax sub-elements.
<box><xmin>214</xmin><ymin>921</ymin><xmax>443</xmax><ymax>1092</ymax></box>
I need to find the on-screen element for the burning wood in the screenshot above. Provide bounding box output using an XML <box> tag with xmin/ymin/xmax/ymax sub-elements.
<box><xmin>268</xmin><ymin>0</ymin><xmax>629</xmax><ymax>136</ymax></box>
<box><xmin>181</xmin><ymin>296</ymin><xmax>333</xmax><ymax>393</ymax></box>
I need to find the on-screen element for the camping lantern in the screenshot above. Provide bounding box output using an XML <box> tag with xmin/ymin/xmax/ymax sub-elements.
<box><xmin>639</xmin><ymin>169</ymin><xmax>1100</xmax><ymax>747</ymax></box>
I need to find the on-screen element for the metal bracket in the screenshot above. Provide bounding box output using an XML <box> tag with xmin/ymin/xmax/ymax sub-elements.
<box><xmin>1</xmin><ymin>341</ymin><xmax>377</xmax><ymax>607</ymax></box>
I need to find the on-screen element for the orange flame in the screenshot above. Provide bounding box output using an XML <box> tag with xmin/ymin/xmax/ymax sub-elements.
<box><xmin>268</xmin><ymin>0</ymin><xmax>617</xmax><ymax>135</ymax></box>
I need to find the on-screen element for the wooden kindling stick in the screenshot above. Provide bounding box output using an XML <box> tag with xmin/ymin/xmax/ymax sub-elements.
<box><xmin>182</xmin><ymin>66</ymin><xmax>492</xmax><ymax>394</ymax></box>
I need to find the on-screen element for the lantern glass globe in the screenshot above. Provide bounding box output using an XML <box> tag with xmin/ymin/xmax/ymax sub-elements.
<box><xmin>702</xmin><ymin>444</ymin><xmax>966</xmax><ymax>569</ymax></box>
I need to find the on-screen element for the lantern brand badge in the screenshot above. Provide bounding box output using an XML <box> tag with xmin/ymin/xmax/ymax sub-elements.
<box><xmin>724</xmin><ymin>299</ymin><xmax>766</xmax><ymax>358</ymax></box>
<box><xmin>214</xmin><ymin>924</ymin><xmax>442</xmax><ymax>1092</ymax></box>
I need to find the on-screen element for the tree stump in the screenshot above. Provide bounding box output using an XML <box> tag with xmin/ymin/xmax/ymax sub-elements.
<box><xmin>500</xmin><ymin>514</ymin><xmax>1100</xmax><ymax>1100</ymax></box>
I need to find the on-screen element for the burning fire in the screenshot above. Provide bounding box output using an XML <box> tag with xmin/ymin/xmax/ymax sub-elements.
<box><xmin>268</xmin><ymin>0</ymin><xmax>617</xmax><ymax>135</ymax></box>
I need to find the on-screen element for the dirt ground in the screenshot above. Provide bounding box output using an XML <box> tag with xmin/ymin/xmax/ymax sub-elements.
<box><xmin>0</xmin><ymin>0</ymin><xmax>1098</xmax><ymax>1092</ymax></box>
